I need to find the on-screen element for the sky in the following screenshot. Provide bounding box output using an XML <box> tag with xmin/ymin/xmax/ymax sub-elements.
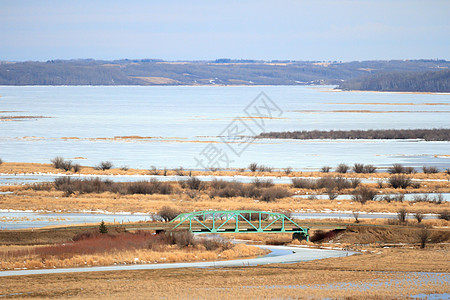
<box><xmin>0</xmin><ymin>0</ymin><xmax>449</xmax><ymax>62</ymax></box>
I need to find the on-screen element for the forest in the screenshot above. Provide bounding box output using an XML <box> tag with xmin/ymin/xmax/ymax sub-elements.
<box><xmin>257</xmin><ymin>128</ymin><xmax>450</xmax><ymax>141</ymax></box>
<box><xmin>0</xmin><ymin>59</ymin><xmax>448</xmax><ymax>86</ymax></box>
<box><xmin>338</xmin><ymin>69</ymin><xmax>450</xmax><ymax>92</ymax></box>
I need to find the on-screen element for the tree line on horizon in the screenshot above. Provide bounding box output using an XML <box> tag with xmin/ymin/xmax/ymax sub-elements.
<box><xmin>257</xmin><ymin>128</ymin><xmax>450</xmax><ymax>141</ymax></box>
<box><xmin>338</xmin><ymin>69</ymin><xmax>450</xmax><ymax>92</ymax></box>
<box><xmin>0</xmin><ymin>59</ymin><xmax>448</xmax><ymax>87</ymax></box>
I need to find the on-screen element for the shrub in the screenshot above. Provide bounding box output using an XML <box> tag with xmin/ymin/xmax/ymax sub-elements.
<box><xmin>158</xmin><ymin>206</ymin><xmax>181</xmax><ymax>222</ymax></box>
<box><xmin>260</xmin><ymin>187</ymin><xmax>290</xmax><ymax>202</ymax></box>
<box><xmin>438</xmin><ymin>210</ymin><xmax>450</xmax><ymax>221</ymax></box>
<box><xmin>352</xmin><ymin>211</ymin><xmax>360</xmax><ymax>223</ymax></box>
<box><xmin>248</xmin><ymin>163</ymin><xmax>258</xmax><ymax>172</ymax></box>
<box><xmin>51</xmin><ymin>156</ymin><xmax>65</xmax><ymax>169</ymax></box>
<box><xmin>336</xmin><ymin>163</ymin><xmax>349</xmax><ymax>174</ymax></box>
<box><xmin>422</xmin><ymin>166</ymin><xmax>439</xmax><ymax>174</ymax></box>
<box><xmin>149</xmin><ymin>166</ymin><xmax>159</xmax><ymax>175</ymax></box>
<box><xmin>284</xmin><ymin>167</ymin><xmax>293</xmax><ymax>175</ymax></box>
<box><xmin>0</xmin><ymin>158</ymin><xmax>3</xmax><ymax>165</ymax></box>
<box><xmin>175</xmin><ymin>167</ymin><xmax>185</xmax><ymax>176</ymax></box>
<box><xmin>61</xmin><ymin>160</ymin><xmax>73</xmax><ymax>172</ymax></box>
<box><xmin>99</xmin><ymin>220</ymin><xmax>108</xmax><ymax>234</ymax></box>
<box><xmin>126</xmin><ymin>180</ymin><xmax>172</xmax><ymax>195</ymax></box>
<box><xmin>388</xmin><ymin>164</ymin><xmax>405</xmax><ymax>174</ymax></box>
<box><xmin>352</xmin><ymin>186</ymin><xmax>377</xmax><ymax>204</ymax></box>
<box><xmin>120</xmin><ymin>166</ymin><xmax>129</xmax><ymax>171</ymax></box>
<box><xmin>252</xmin><ymin>178</ymin><xmax>274</xmax><ymax>188</ymax></box>
<box><xmin>179</xmin><ymin>176</ymin><xmax>202</xmax><ymax>190</ymax></box>
<box><xmin>414</xmin><ymin>212</ymin><xmax>424</xmax><ymax>223</ymax></box>
<box><xmin>363</xmin><ymin>164</ymin><xmax>377</xmax><ymax>173</ymax></box>
<box><xmin>376</xmin><ymin>179</ymin><xmax>384</xmax><ymax>188</ymax></box>
<box><xmin>352</xmin><ymin>163</ymin><xmax>365</xmax><ymax>173</ymax></box>
<box><xmin>389</xmin><ymin>175</ymin><xmax>412</xmax><ymax>189</ymax></box>
<box><xmin>96</xmin><ymin>161</ymin><xmax>113</xmax><ymax>170</ymax></box>
<box><xmin>333</xmin><ymin>176</ymin><xmax>351</xmax><ymax>190</ymax></box>
<box><xmin>291</xmin><ymin>178</ymin><xmax>316</xmax><ymax>189</ymax></box>
<box><xmin>433</xmin><ymin>194</ymin><xmax>444</xmax><ymax>204</ymax></box>
<box><xmin>397</xmin><ymin>209</ymin><xmax>407</xmax><ymax>223</ymax></box>
<box><xmin>257</xmin><ymin>165</ymin><xmax>273</xmax><ymax>172</ymax></box>
<box><xmin>326</xmin><ymin>188</ymin><xmax>338</xmax><ymax>200</ymax></box>
<box><xmin>166</xmin><ymin>230</ymin><xmax>195</xmax><ymax>248</ymax></box>
<box><xmin>320</xmin><ymin>166</ymin><xmax>331</xmax><ymax>173</ymax></box>
<box><xmin>404</xmin><ymin>167</ymin><xmax>416</xmax><ymax>174</ymax></box>
<box><xmin>350</xmin><ymin>178</ymin><xmax>361</xmax><ymax>188</ymax></box>
<box><xmin>418</xmin><ymin>227</ymin><xmax>431</xmax><ymax>249</ymax></box>
<box><xmin>382</xmin><ymin>194</ymin><xmax>405</xmax><ymax>203</ymax></box>
<box><xmin>72</xmin><ymin>163</ymin><xmax>81</xmax><ymax>173</ymax></box>
<box><xmin>446</xmin><ymin>168</ymin><xmax>450</xmax><ymax>175</ymax></box>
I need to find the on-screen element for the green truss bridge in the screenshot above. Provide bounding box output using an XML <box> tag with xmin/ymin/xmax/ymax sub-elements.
<box><xmin>169</xmin><ymin>210</ymin><xmax>310</xmax><ymax>241</ymax></box>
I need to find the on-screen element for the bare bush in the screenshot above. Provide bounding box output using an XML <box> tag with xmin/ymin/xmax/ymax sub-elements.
<box><xmin>350</xmin><ymin>178</ymin><xmax>361</xmax><ymax>188</ymax></box>
<box><xmin>96</xmin><ymin>161</ymin><xmax>113</xmax><ymax>171</ymax></box>
<box><xmin>248</xmin><ymin>163</ymin><xmax>258</xmax><ymax>172</ymax></box>
<box><xmin>438</xmin><ymin>210</ymin><xmax>450</xmax><ymax>221</ymax></box>
<box><xmin>352</xmin><ymin>211</ymin><xmax>360</xmax><ymax>223</ymax></box>
<box><xmin>388</xmin><ymin>163</ymin><xmax>405</xmax><ymax>174</ymax></box>
<box><xmin>0</xmin><ymin>158</ymin><xmax>3</xmax><ymax>166</ymax></box>
<box><xmin>284</xmin><ymin>167</ymin><xmax>293</xmax><ymax>175</ymax></box>
<box><xmin>364</xmin><ymin>164</ymin><xmax>377</xmax><ymax>173</ymax></box>
<box><xmin>291</xmin><ymin>178</ymin><xmax>316</xmax><ymax>189</ymax></box>
<box><xmin>149</xmin><ymin>166</ymin><xmax>159</xmax><ymax>175</ymax></box>
<box><xmin>389</xmin><ymin>175</ymin><xmax>412</xmax><ymax>189</ymax></box>
<box><xmin>166</xmin><ymin>230</ymin><xmax>195</xmax><ymax>248</ymax></box>
<box><xmin>382</xmin><ymin>194</ymin><xmax>405</xmax><ymax>203</ymax></box>
<box><xmin>422</xmin><ymin>166</ymin><xmax>439</xmax><ymax>174</ymax></box>
<box><xmin>53</xmin><ymin>177</ymin><xmax>172</xmax><ymax>195</ymax></box>
<box><xmin>414</xmin><ymin>212</ymin><xmax>424</xmax><ymax>223</ymax></box>
<box><xmin>376</xmin><ymin>179</ymin><xmax>384</xmax><ymax>188</ymax></box>
<box><xmin>352</xmin><ymin>186</ymin><xmax>377</xmax><ymax>204</ymax></box>
<box><xmin>326</xmin><ymin>188</ymin><xmax>338</xmax><ymax>200</ymax></box>
<box><xmin>72</xmin><ymin>163</ymin><xmax>81</xmax><ymax>173</ymax></box>
<box><xmin>51</xmin><ymin>156</ymin><xmax>65</xmax><ymax>169</ymax></box>
<box><xmin>179</xmin><ymin>176</ymin><xmax>202</xmax><ymax>190</ymax></box>
<box><xmin>404</xmin><ymin>167</ymin><xmax>416</xmax><ymax>174</ymax></box>
<box><xmin>336</xmin><ymin>163</ymin><xmax>349</xmax><ymax>174</ymax></box>
<box><xmin>252</xmin><ymin>178</ymin><xmax>274</xmax><ymax>188</ymax></box>
<box><xmin>352</xmin><ymin>163</ymin><xmax>365</xmax><ymax>173</ymax></box>
<box><xmin>257</xmin><ymin>165</ymin><xmax>273</xmax><ymax>172</ymax></box>
<box><xmin>320</xmin><ymin>166</ymin><xmax>331</xmax><ymax>173</ymax></box>
<box><xmin>158</xmin><ymin>206</ymin><xmax>181</xmax><ymax>222</ymax></box>
<box><xmin>175</xmin><ymin>167</ymin><xmax>184</xmax><ymax>176</ymax></box>
<box><xmin>418</xmin><ymin>227</ymin><xmax>430</xmax><ymax>249</ymax></box>
<box><xmin>120</xmin><ymin>166</ymin><xmax>129</xmax><ymax>171</ymax></box>
<box><xmin>260</xmin><ymin>187</ymin><xmax>290</xmax><ymax>202</ymax></box>
<box><xmin>397</xmin><ymin>209</ymin><xmax>408</xmax><ymax>223</ymax></box>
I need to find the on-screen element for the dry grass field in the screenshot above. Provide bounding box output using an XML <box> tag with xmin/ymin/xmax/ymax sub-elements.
<box><xmin>0</xmin><ymin>162</ymin><xmax>449</xmax><ymax>215</ymax></box>
<box><xmin>0</xmin><ymin>245</ymin><xmax>448</xmax><ymax>299</ymax></box>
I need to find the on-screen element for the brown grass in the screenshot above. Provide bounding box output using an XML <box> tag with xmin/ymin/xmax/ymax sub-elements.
<box><xmin>0</xmin><ymin>246</ymin><xmax>448</xmax><ymax>299</ymax></box>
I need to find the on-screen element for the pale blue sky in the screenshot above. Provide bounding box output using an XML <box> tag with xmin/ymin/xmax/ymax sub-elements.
<box><xmin>1</xmin><ymin>0</ymin><xmax>449</xmax><ymax>61</ymax></box>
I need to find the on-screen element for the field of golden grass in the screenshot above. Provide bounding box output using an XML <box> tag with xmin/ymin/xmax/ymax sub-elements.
<box><xmin>0</xmin><ymin>245</ymin><xmax>448</xmax><ymax>299</ymax></box>
<box><xmin>0</xmin><ymin>243</ymin><xmax>265</xmax><ymax>271</ymax></box>
<box><xmin>1</xmin><ymin>162</ymin><xmax>449</xmax><ymax>180</ymax></box>
<box><xmin>2</xmin><ymin>187</ymin><xmax>449</xmax><ymax>215</ymax></box>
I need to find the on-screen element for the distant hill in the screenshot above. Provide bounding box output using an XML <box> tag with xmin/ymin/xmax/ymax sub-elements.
<box><xmin>338</xmin><ymin>69</ymin><xmax>450</xmax><ymax>92</ymax></box>
<box><xmin>0</xmin><ymin>59</ymin><xmax>448</xmax><ymax>86</ymax></box>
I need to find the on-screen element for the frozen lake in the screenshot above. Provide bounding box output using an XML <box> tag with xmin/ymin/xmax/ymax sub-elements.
<box><xmin>0</xmin><ymin>85</ymin><xmax>449</xmax><ymax>170</ymax></box>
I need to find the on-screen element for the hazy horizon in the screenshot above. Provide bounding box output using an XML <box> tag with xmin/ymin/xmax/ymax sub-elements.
<box><xmin>1</xmin><ymin>0</ymin><xmax>449</xmax><ymax>62</ymax></box>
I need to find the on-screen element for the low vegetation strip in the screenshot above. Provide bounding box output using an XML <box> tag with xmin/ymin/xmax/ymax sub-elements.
<box><xmin>257</xmin><ymin>128</ymin><xmax>450</xmax><ymax>141</ymax></box>
<box><xmin>0</xmin><ymin>229</ymin><xmax>266</xmax><ymax>270</ymax></box>
<box><xmin>338</xmin><ymin>69</ymin><xmax>450</xmax><ymax>92</ymax></box>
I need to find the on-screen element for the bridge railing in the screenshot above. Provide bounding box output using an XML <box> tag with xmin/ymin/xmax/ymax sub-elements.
<box><xmin>169</xmin><ymin>210</ymin><xmax>309</xmax><ymax>240</ymax></box>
